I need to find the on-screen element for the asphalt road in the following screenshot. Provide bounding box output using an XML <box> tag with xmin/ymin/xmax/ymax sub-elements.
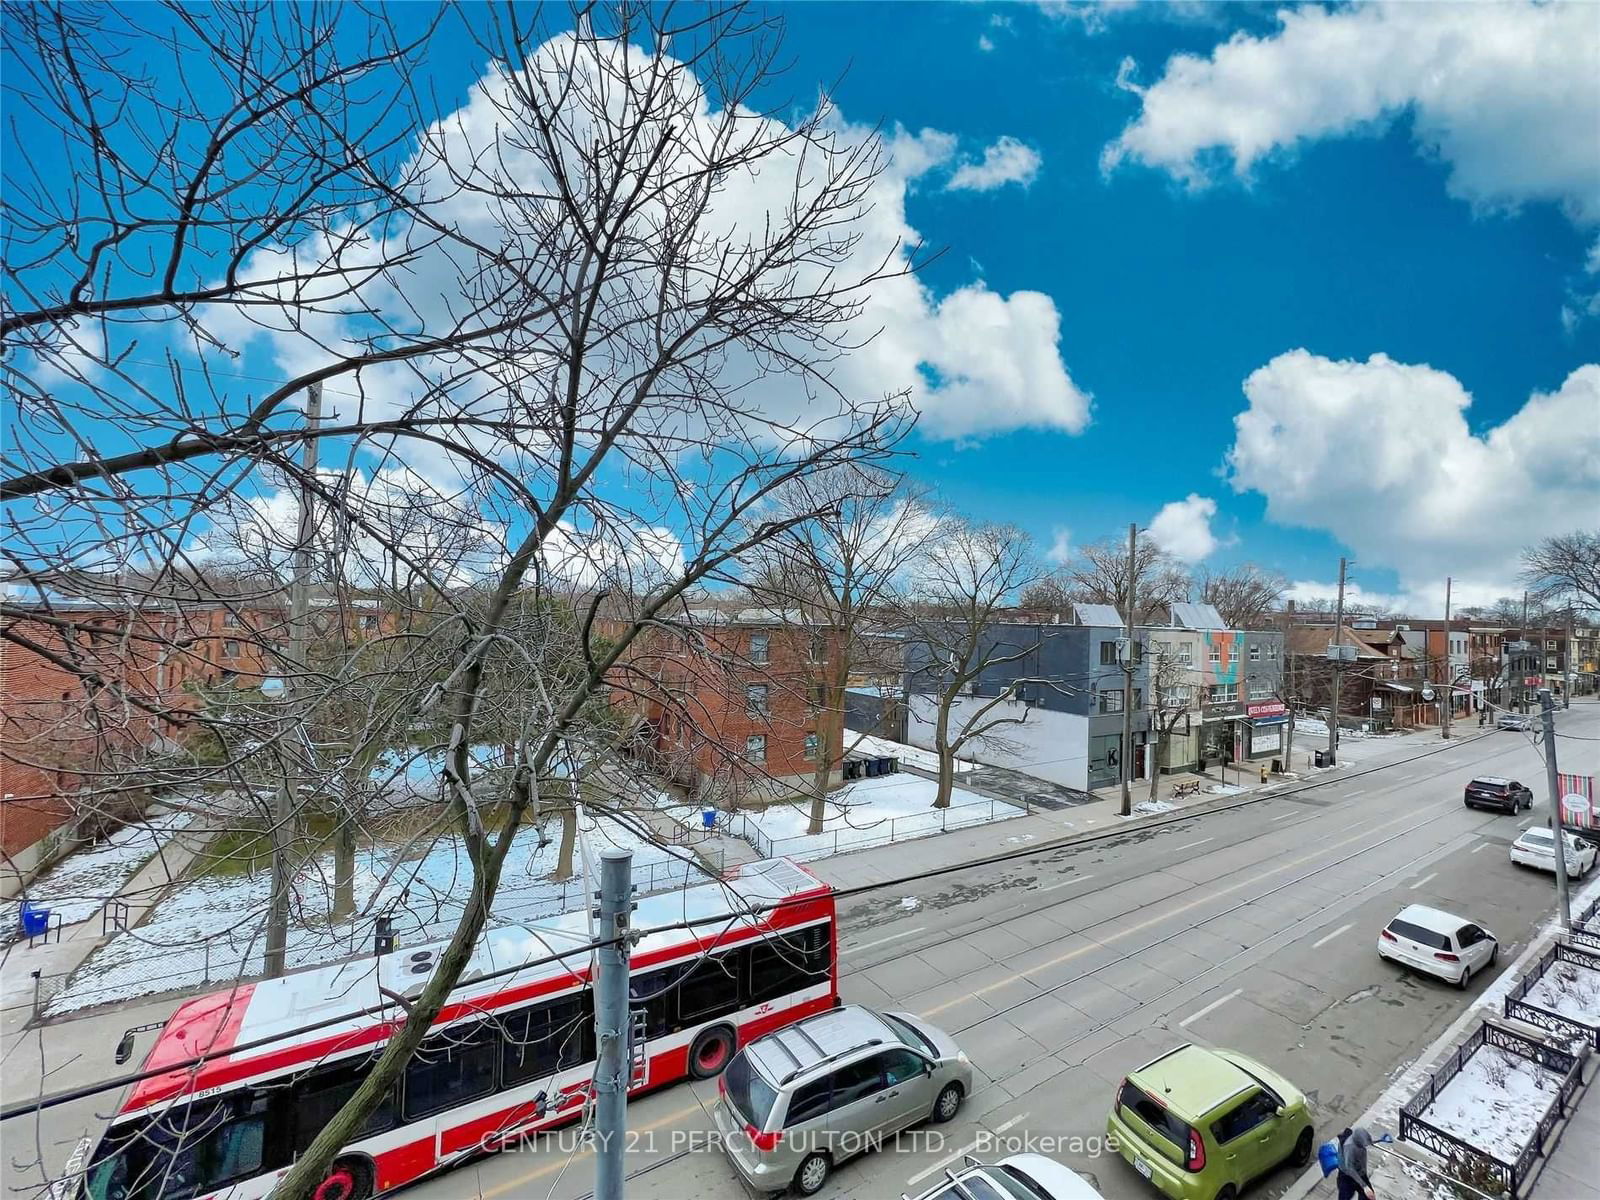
<box><xmin>408</xmin><ymin>703</ymin><xmax>1598</xmax><ymax>1200</ymax></box>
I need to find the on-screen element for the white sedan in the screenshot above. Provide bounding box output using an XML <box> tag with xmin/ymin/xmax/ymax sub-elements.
<box><xmin>1510</xmin><ymin>827</ymin><xmax>1598</xmax><ymax>877</ymax></box>
<box><xmin>907</xmin><ymin>1155</ymin><xmax>1103</xmax><ymax>1200</ymax></box>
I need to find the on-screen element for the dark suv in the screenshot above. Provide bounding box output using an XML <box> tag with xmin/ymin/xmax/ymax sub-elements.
<box><xmin>1464</xmin><ymin>776</ymin><xmax>1533</xmax><ymax>814</ymax></box>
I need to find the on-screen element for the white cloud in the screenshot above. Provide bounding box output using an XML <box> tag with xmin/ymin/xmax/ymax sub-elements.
<box><xmin>1148</xmin><ymin>493</ymin><xmax>1219</xmax><ymax>562</ymax></box>
<box><xmin>1227</xmin><ymin>351</ymin><xmax>1600</xmax><ymax>601</ymax></box>
<box><xmin>208</xmin><ymin>41</ymin><xmax>1086</xmax><ymax>454</ymax></box>
<box><xmin>1104</xmin><ymin>2</ymin><xmax>1600</xmax><ymax>226</ymax></box>
<box><xmin>978</xmin><ymin>34</ymin><xmax>996</xmax><ymax>53</ymax></box>
<box><xmin>1045</xmin><ymin>527</ymin><xmax>1073</xmax><ymax>565</ymax></box>
<box><xmin>1562</xmin><ymin>235</ymin><xmax>1600</xmax><ymax>334</ymax></box>
<box><xmin>947</xmin><ymin>136</ymin><xmax>1043</xmax><ymax>193</ymax></box>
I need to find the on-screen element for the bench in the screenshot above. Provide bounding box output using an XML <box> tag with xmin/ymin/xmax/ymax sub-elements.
<box><xmin>1169</xmin><ymin>779</ymin><xmax>1202</xmax><ymax>799</ymax></box>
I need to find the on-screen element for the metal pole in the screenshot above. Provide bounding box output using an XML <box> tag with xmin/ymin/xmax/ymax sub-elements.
<box><xmin>594</xmin><ymin>848</ymin><xmax>633</xmax><ymax>1200</ymax></box>
<box><xmin>1537</xmin><ymin>689</ymin><xmax>1572</xmax><ymax>930</ymax></box>
<box><xmin>265</xmin><ymin>381</ymin><xmax>322</xmax><ymax>978</ymax></box>
<box><xmin>1328</xmin><ymin>557</ymin><xmax>1347</xmax><ymax>764</ymax></box>
<box><xmin>1441</xmin><ymin>577</ymin><xmax>1452</xmax><ymax>740</ymax></box>
<box><xmin>1120</xmin><ymin>522</ymin><xmax>1137</xmax><ymax>817</ymax></box>
<box><xmin>1282</xmin><ymin>599</ymin><xmax>1295</xmax><ymax>768</ymax></box>
<box><xmin>1565</xmin><ymin>606</ymin><xmax>1574</xmax><ymax>709</ymax></box>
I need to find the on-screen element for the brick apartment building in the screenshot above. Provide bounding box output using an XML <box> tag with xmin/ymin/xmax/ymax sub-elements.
<box><xmin>602</xmin><ymin>608</ymin><xmax>841</xmax><ymax>805</ymax></box>
<box><xmin>1</xmin><ymin>589</ymin><xmax>388</xmax><ymax>894</ymax></box>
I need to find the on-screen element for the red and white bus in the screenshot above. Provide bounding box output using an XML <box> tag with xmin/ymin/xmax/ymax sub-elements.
<box><xmin>64</xmin><ymin>858</ymin><xmax>836</xmax><ymax>1200</ymax></box>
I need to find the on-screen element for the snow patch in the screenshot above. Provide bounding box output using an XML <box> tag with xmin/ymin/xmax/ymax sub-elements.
<box><xmin>1523</xmin><ymin>957</ymin><xmax>1600</xmax><ymax>1023</ymax></box>
<box><xmin>900</xmin><ymin>896</ymin><xmax>921</xmax><ymax>912</ymax></box>
<box><xmin>1422</xmin><ymin>1046</ymin><xmax>1562</xmax><ymax>1163</ymax></box>
<box><xmin>1129</xmin><ymin>799</ymin><xmax>1175</xmax><ymax>816</ymax></box>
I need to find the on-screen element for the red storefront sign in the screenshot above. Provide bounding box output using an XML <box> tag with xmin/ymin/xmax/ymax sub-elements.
<box><xmin>1245</xmin><ymin>700</ymin><xmax>1288</xmax><ymax>719</ymax></box>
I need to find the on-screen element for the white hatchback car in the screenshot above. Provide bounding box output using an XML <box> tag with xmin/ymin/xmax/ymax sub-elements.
<box><xmin>1510</xmin><ymin>827</ymin><xmax>1598</xmax><ymax>877</ymax></box>
<box><xmin>906</xmin><ymin>1155</ymin><xmax>1103</xmax><ymax>1200</ymax></box>
<box><xmin>1377</xmin><ymin>904</ymin><xmax>1498</xmax><ymax>988</ymax></box>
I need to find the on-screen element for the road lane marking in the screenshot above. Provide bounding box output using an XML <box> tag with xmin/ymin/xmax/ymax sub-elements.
<box><xmin>1347</xmin><ymin>789</ymin><xmax>1367</xmax><ymax>798</ymax></box>
<box><xmin>842</xmin><ymin>927</ymin><xmax>926</xmax><ymax>955</ymax></box>
<box><xmin>906</xmin><ymin>1113</ymin><xmax>1031</xmax><ymax>1186</ymax></box>
<box><xmin>1179</xmin><ymin>987</ymin><xmax>1242</xmax><ymax>1029</ymax></box>
<box><xmin>1409</xmin><ymin>872</ymin><xmax>1438</xmax><ymax>890</ymax></box>
<box><xmin>1273</xmin><ymin>812</ymin><xmax>1298</xmax><ymax>821</ymax></box>
<box><xmin>1040</xmin><ymin>873</ymin><xmax>1097</xmax><ymax>893</ymax></box>
<box><xmin>1174</xmin><ymin>838</ymin><xmax>1215</xmax><ymax>851</ymax></box>
<box><xmin>1471</xmin><ymin>842</ymin><xmax>1490</xmax><ymax>854</ymax></box>
<box><xmin>919</xmin><ymin>797</ymin><xmax>1466</xmax><ymax>1019</ymax></box>
<box><xmin>1312</xmin><ymin>922</ymin><xmax>1354</xmax><ymax>949</ymax></box>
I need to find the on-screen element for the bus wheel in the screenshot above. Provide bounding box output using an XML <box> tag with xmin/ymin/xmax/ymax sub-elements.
<box><xmin>313</xmin><ymin>1158</ymin><xmax>373</xmax><ymax>1200</ymax></box>
<box><xmin>688</xmin><ymin>1025</ymin><xmax>737</xmax><ymax>1079</ymax></box>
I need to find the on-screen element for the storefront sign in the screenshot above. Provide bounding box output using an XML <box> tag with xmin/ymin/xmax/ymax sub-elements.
<box><xmin>1250</xmin><ymin>728</ymin><xmax>1282</xmax><ymax>755</ymax></box>
<box><xmin>1251</xmin><ymin>716</ymin><xmax>1287</xmax><ymax>726</ymax></box>
<box><xmin>1245</xmin><ymin>700</ymin><xmax>1287</xmax><ymax>719</ymax></box>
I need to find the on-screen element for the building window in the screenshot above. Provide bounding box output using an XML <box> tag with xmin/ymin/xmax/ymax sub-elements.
<box><xmin>803</xmin><ymin>733</ymin><xmax>819</xmax><ymax>761</ymax></box>
<box><xmin>222</xmin><ymin>610</ymin><xmax>242</xmax><ymax>628</ymax></box>
<box><xmin>1207</xmin><ymin>683</ymin><xmax>1236</xmax><ymax>703</ymax></box>
<box><xmin>224</xmin><ymin>640</ymin><xmax>240</xmax><ymax>658</ymax></box>
<box><xmin>1249</xmin><ymin>683</ymin><xmax>1271</xmax><ymax>701</ymax></box>
<box><xmin>1161</xmin><ymin>685</ymin><xmax>1192</xmax><ymax>708</ymax></box>
<box><xmin>1176</xmin><ymin>643</ymin><xmax>1193</xmax><ymax>665</ymax></box>
<box><xmin>745</xmin><ymin>735</ymin><xmax>766</xmax><ymax>765</ymax></box>
<box><xmin>1265</xmin><ymin>643</ymin><xmax>1278</xmax><ymax>661</ymax></box>
<box><xmin>1132</xmin><ymin>688</ymin><xmax>1143</xmax><ymax>710</ymax></box>
<box><xmin>745</xmin><ymin>684</ymin><xmax>769</xmax><ymax>718</ymax></box>
<box><xmin>1100</xmin><ymin>641</ymin><xmax>1118</xmax><ymax>666</ymax></box>
<box><xmin>1547</xmin><ymin>640</ymin><xmax>1558</xmax><ymax>650</ymax></box>
<box><xmin>360</xmin><ymin>614</ymin><xmax>378</xmax><ymax>631</ymax></box>
<box><xmin>810</xmin><ymin>633</ymin><xmax>827</xmax><ymax>664</ymax></box>
<box><xmin>1249</xmin><ymin>643</ymin><xmax>1262</xmax><ymax>662</ymax></box>
<box><xmin>1098</xmin><ymin>689</ymin><xmax>1124</xmax><ymax>714</ymax></box>
<box><xmin>1208</xmin><ymin>644</ymin><xmax>1222</xmax><ymax>665</ymax></box>
<box><xmin>749</xmin><ymin>633</ymin><xmax>769</xmax><ymax>665</ymax></box>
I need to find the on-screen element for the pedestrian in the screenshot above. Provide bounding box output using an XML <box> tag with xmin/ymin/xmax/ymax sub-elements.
<box><xmin>1337</xmin><ymin>1127</ymin><xmax>1376</xmax><ymax>1200</ymax></box>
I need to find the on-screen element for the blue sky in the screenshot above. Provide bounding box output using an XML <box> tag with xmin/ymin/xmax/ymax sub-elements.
<box><xmin>758</xmin><ymin>1</ymin><xmax>1599</xmax><ymax>609</ymax></box>
<box><xmin>6</xmin><ymin>2</ymin><xmax>1596</xmax><ymax>612</ymax></box>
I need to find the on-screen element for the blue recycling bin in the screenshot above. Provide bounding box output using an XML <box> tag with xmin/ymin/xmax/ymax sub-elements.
<box><xmin>19</xmin><ymin>902</ymin><xmax>50</xmax><ymax>938</ymax></box>
<box><xmin>701</xmin><ymin>809</ymin><xmax>717</xmax><ymax>831</ymax></box>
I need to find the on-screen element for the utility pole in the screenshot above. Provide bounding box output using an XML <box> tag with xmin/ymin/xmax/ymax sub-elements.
<box><xmin>1565</xmin><ymin>606</ymin><xmax>1575</xmax><ymax>709</ymax></box>
<box><xmin>265</xmin><ymin>381</ymin><xmax>322</xmax><ymax>978</ymax></box>
<box><xmin>1520</xmin><ymin>589</ymin><xmax>1530</xmax><ymax>713</ymax></box>
<box><xmin>1282</xmin><ymin>599</ymin><xmax>1296</xmax><ymax>767</ymax></box>
<box><xmin>1441</xmin><ymin>577</ymin><xmax>1453</xmax><ymax>740</ymax></box>
<box><xmin>1327</xmin><ymin>556</ymin><xmax>1347</xmax><ymax>765</ymax></box>
<box><xmin>1120</xmin><ymin>522</ymin><xmax>1137</xmax><ymax>818</ymax></box>
<box><xmin>594</xmin><ymin>848</ymin><xmax>633</xmax><ymax>1200</ymax></box>
<box><xmin>1537</xmin><ymin>689</ymin><xmax>1571</xmax><ymax>929</ymax></box>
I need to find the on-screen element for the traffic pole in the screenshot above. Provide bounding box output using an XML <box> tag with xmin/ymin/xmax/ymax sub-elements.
<box><xmin>594</xmin><ymin>848</ymin><xmax>633</xmax><ymax>1200</ymax></box>
<box><xmin>1536</xmin><ymin>689</ymin><xmax>1571</xmax><ymax>930</ymax></box>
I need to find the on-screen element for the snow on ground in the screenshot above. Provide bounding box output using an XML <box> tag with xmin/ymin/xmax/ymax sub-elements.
<box><xmin>1129</xmin><ymin>799</ymin><xmax>1174</xmax><ymax>816</ymax></box>
<box><xmin>1422</xmin><ymin>1045</ymin><xmax>1561</xmax><ymax>1163</ymax></box>
<box><xmin>725</xmin><ymin>773</ymin><xmax>1021</xmax><ymax>863</ymax></box>
<box><xmin>1524</xmin><ymin>958</ymin><xmax>1600</xmax><ymax>1024</ymax></box>
<box><xmin>1292</xmin><ymin>716</ymin><xmax>1394</xmax><ymax>741</ymax></box>
<box><xmin>1</xmin><ymin>811</ymin><xmax>194</xmax><ymax>939</ymax></box>
<box><xmin>1204</xmin><ymin>783</ymin><xmax>1246</xmax><ymax>796</ymax></box>
<box><xmin>843</xmin><ymin>730</ymin><xmax>975</xmax><ymax>775</ymax></box>
<box><xmin>49</xmin><ymin>811</ymin><xmax>696</xmax><ymax>1014</ymax></box>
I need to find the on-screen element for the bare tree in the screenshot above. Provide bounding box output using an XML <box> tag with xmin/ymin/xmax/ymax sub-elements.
<box><xmin>1061</xmin><ymin>535</ymin><xmax>1190</xmax><ymax>624</ymax></box>
<box><xmin>902</xmin><ymin>521</ymin><xmax>1042</xmax><ymax>809</ymax></box>
<box><xmin>1146</xmin><ymin>645</ymin><xmax>1193</xmax><ymax>801</ymax></box>
<box><xmin>1195</xmin><ymin>563</ymin><xmax>1286</xmax><ymax>630</ymax></box>
<box><xmin>2</xmin><ymin>7</ymin><xmax>919</xmax><ymax>1199</ymax></box>
<box><xmin>743</xmin><ymin>469</ymin><xmax>934</xmax><ymax>833</ymax></box>
<box><xmin>1521</xmin><ymin>530</ymin><xmax>1600</xmax><ymax>613</ymax></box>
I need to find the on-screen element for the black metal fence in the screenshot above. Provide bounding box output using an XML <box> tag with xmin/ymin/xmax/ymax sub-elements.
<box><xmin>1505</xmin><ymin>941</ymin><xmax>1600</xmax><ymax>1050</ymax></box>
<box><xmin>1398</xmin><ymin>1020</ymin><xmax>1583</xmax><ymax>1198</ymax></box>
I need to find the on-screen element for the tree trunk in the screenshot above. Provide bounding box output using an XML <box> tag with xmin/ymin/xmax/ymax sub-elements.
<box><xmin>806</xmin><ymin>675</ymin><xmax>842</xmax><ymax>835</ymax></box>
<box><xmin>1149</xmin><ymin>728</ymin><xmax>1163</xmax><ymax>802</ymax></box>
<box><xmin>331</xmin><ymin>808</ymin><xmax>356</xmax><ymax>922</ymax></box>
<box><xmin>932</xmin><ymin>697</ymin><xmax>954</xmax><ymax>809</ymax></box>
<box><xmin>551</xmin><ymin>805</ymin><xmax>577</xmax><ymax>881</ymax></box>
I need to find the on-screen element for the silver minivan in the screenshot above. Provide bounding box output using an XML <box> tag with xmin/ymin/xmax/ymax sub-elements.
<box><xmin>714</xmin><ymin>1004</ymin><xmax>973</xmax><ymax>1195</ymax></box>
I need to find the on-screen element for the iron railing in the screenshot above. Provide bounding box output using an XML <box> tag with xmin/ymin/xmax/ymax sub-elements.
<box><xmin>1505</xmin><ymin>941</ymin><xmax>1600</xmax><ymax>1050</ymax></box>
<box><xmin>1398</xmin><ymin>1020</ymin><xmax>1583</xmax><ymax>1198</ymax></box>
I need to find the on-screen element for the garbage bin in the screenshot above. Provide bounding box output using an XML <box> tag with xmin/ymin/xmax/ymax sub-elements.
<box><xmin>19</xmin><ymin>902</ymin><xmax>49</xmax><ymax>939</ymax></box>
<box><xmin>700</xmin><ymin>809</ymin><xmax>717</xmax><ymax>831</ymax></box>
<box><xmin>1313</xmin><ymin>750</ymin><xmax>1326</xmax><ymax>769</ymax></box>
<box><xmin>1271</xmin><ymin>758</ymin><xmax>1282</xmax><ymax>775</ymax></box>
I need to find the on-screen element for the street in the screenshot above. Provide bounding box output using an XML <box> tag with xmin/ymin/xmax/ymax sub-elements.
<box><xmin>397</xmin><ymin>707</ymin><xmax>1595</xmax><ymax>1200</ymax></box>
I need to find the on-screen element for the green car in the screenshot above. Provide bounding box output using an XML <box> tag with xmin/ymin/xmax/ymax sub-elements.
<box><xmin>1106</xmin><ymin>1044</ymin><xmax>1314</xmax><ymax>1200</ymax></box>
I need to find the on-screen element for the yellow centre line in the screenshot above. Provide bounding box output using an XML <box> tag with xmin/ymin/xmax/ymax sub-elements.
<box><xmin>918</xmin><ymin>798</ymin><xmax>1450</xmax><ymax>1018</ymax></box>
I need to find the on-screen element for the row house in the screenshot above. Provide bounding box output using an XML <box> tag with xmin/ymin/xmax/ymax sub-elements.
<box><xmin>601</xmin><ymin>609</ymin><xmax>841</xmax><ymax>806</ymax></box>
<box><xmin>1</xmin><ymin>590</ymin><xmax>392</xmax><ymax>894</ymax></box>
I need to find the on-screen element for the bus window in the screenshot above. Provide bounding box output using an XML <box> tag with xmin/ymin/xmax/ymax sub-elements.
<box><xmin>502</xmin><ymin>991</ymin><xmax>595</xmax><ymax>1087</ymax></box>
<box><xmin>629</xmin><ymin>966</ymin><xmax>682</xmax><ymax>1038</ymax></box>
<box><xmin>403</xmin><ymin>1024</ymin><xmax>498</xmax><ymax>1121</ymax></box>
<box><xmin>747</xmin><ymin>926</ymin><xmax>829</xmax><ymax>1005</ymax></box>
<box><xmin>128</xmin><ymin>1094</ymin><xmax>268</xmax><ymax>1200</ymax></box>
<box><xmin>293</xmin><ymin>1057</ymin><xmax>398</xmax><ymax>1154</ymax></box>
<box><xmin>677</xmin><ymin>949</ymin><xmax>742</xmax><ymax>1023</ymax></box>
